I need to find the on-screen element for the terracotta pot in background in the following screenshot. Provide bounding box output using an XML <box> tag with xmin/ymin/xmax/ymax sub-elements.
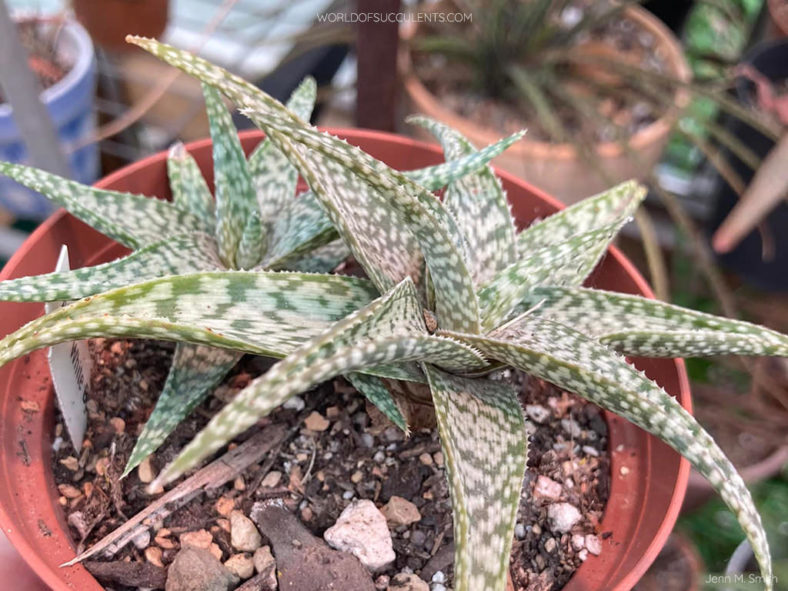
<box><xmin>72</xmin><ymin>0</ymin><xmax>169</xmax><ymax>52</ymax></box>
<box><xmin>400</xmin><ymin>6</ymin><xmax>691</xmax><ymax>204</ymax></box>
<box><xmin>0</xmin><ymin>129</ymin><xmax>691</xmax><ymax>590</ymax></box>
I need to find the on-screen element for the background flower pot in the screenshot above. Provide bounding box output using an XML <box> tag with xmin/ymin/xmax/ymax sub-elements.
<box><xmin>0</xmin><ymin>16</ymin><xmax>98</xmax><ymax>219</ymax></box>
<box><xmin>400</xmin><ymin>6</ymin><xmax>691</xmax><ymax>204</ymax></box>
<box><xmin>72</xmin><ymin>0</ymin><xmax>169</xmax><ymax>53</ymax></box>
<box><xmin>0</xmin><ymin>129</ymin><xmax>691</xmax><ymax>590</ymax></box>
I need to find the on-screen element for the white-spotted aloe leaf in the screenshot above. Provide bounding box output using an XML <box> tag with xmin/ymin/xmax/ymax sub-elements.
<box><xmin>203</xmin><ymin>84</ymin><xmax>257</xmax><ymax>267</ymax></box>
<box><xmin>0</xmin><ymin>271</ymin><xmax>380</xmax><ymax>365</ymax></box>
<box><xmin>0</xmin><ymin>162</ymin><xmax>209</xmax><ymax>249</ymax></box>
<box><xmin>449</xmin><ymin>319</ymin><xmax>773</xmax><ymax>589</ymax></box>
<box><xmin>405</xmin><ymin>130</ymin><xmax>526</xmax><ymax>191</ymax></box>
<box><xmin>236</xmin><ymin>210</ymin><xmax>266</xmax><ymax>269</ymax></box>
<box><xmin>477</xmin><ymin>225</ymin><xmax>619</xmax><ymax>331</ymax></box>
<box><xmin>123</xmin><ymin>344</ymin><xmax>241</xmax><ymax>476</ymax></box>
<box><xmin>346</xmin><ymin>372</ymin><xmax>407</xmax><ymax>431</ymax></box>
<box><xmin>521</xmin><ymin>287</ymin><xmax>788</xmax><ymax>357</ymax></box>
<box><xmin>167</xmin><ymin>142</ymin><xmax>215</xmax><ymax>229</ymax></box>
<box><xmin>0</xmin><ymin>233</ymin><xmax>222</xmax><ymax>303</ymax></box>
<box><xmin>424</xmin><ymin>365</ymin><xmax>526</xmax><ymax>591</ymax></box>
<box><xmin>516</xmin><ymin>180</ymin><xmax>645</xmax><ymax>254</ymax></box>
<box><xmin>408</xmin><ymin>115</ymin><xmax>518</xmax><ymax>285</ymax></box>
<box><xmin>127</xmin><ymin>37</ymin><xmax>481</xmax><ymax>334</ymax></box>
<box><xmin>284</xmin><ymin>239</ymin><xmax>350</xmax><ymax>274</ymax></box>
<box><xmin>249</xmin><ymin>77</ymin><xmax>316</xmax><ymax>225</ymax></box>
<box><xmin>151</xmin><ymin>278</ymin><xmax>487</xmax><ymax>485</ymax></box>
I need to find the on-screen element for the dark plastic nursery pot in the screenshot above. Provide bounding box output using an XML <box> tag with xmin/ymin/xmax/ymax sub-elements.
<box><xmin>0</xmin><ymin>130</ymin><xmax>691</xmax><ymax>590</ymax></box>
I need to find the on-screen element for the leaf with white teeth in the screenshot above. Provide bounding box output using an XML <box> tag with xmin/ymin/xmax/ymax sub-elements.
<box><xmin>408</xmin><ymin>116</ymin><xmax>518</xmax><ymax>285</ymax></box>
<box><xmin>0</xmin><ymin>233</ymin><xmax>222</xmax><ymax>303</ymax></box>
<box><xmin>521</xmin><ymin>287</ymin><xmax>788</xmax><ymax>357</ymax></box>
<box><xmin>167</xmin><ymin>142</ymin><xmax>215</xmax><ymax>228</ymax></box>
<box><xmin>153</xmin><ymin>279</ymin><xmax>487</xmax><ymax>485</ymax></box>
<box><xmin>451</xmin><ymin>318</ymin><xmax>773</xmax><ymax>590</ymax></box>
<box><xmin>203</xmin><ymin>84</ymin><xmax>257</xmax><ymax>267</ymax></box>
<box><xmin>250</xmin><ymin>77</ymin><xmax>316</xmax><ymax>224</ymax></box>
<box><xmin>123</xmin><ymin>344</ymin><xmax>241</xmax><ymax>476</ymax></box>
<box><xmin>127</xmin><ymin>36</ymin><xmax>481</xmax><ymax>334</ymax></box>
<box><xmin>236</xmin><ymin>210</ymin><xmax>266</xmax><ymax>269</ymax></box>
<box><xmin>346</xmin><ymin>372</ymin><xmax>407</xmax><ymax>431</ymax></box>
<box><xmin>0</xmin><ymin>271</ymin><xmax>381</xmax><ymax>366</ymax></box>
<box><xmin>0</xmin><ymin>162</ymin><xmax>208</xmax><ymax>249</ymax></box>
<box><xmin>517</xmin><ymin>180</ymin><xmax>645</xmax><ymax>254</ymax></box>
<box><xmin>425</xmin><ymin>365</ymin><xmax>526</xmax><ymax>591</ymax></box>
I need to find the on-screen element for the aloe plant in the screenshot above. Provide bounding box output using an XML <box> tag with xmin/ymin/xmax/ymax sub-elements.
<box><xmin>0</xmin><ymin>76</ymin><xmax>522</xmax><ymax>476</ymax></box>
<box><xmin>0</xmin><ymin>38</ymin><xmax>785</xmax><ymax>591</ymax></box>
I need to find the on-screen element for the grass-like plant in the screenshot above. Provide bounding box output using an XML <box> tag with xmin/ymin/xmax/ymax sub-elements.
<box><xmin>0</xmin><ymin>37</ymin><xmax>785</xmax><ymax>591</ymax></box>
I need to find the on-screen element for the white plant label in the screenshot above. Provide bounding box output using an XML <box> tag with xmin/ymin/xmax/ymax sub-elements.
<box><xmin>45</xmin><ymin>245</ymin><xmax>91</xmax><ymax>451</ymax></box>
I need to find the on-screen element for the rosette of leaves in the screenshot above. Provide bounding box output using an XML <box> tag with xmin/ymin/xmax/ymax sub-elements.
<box><xmin>0</xmin><ymin>77</ymin><xmax>522</xmax><ymax>476</ymax></box>
<box><xmin>1</xmin><ymin>38</ymin><xmax>786</xmax><ymax>591</ymax></box>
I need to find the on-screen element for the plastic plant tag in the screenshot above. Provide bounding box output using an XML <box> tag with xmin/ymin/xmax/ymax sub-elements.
<box><xmin>45</xmin><ymin>245</ymin><xmax>91</xmax><ymax>451</ymax></box>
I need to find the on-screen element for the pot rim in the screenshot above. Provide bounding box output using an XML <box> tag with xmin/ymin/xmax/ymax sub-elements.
<box><xmin>399</xmin><ymin>5</ymin><xmax>692</xmax><ymax>160</ymax></box>
<box><xmin>0</xmin><ymin>15</ymin><xmax>94</xmax><ymax>119</ymax></box>
<box><xmin>0</xmin><ymin>128</ymin><xmax>691</xmax><ymax>591</ymax></box>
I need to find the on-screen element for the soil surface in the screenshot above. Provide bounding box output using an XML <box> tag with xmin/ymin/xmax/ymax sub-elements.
<box><xmin>51</xmin><ymin>339</ymin><xmax>610</xmax><ymax>590</ymax></box>
<box><xmin>411</xmin><ymin>6</ymin><xmax>673</xmax><ymax>144</ymax></box>
<box><xmin>0</xmin><ymin>19</ymin><xmax>69</xmax><ymax>104</ymax></box>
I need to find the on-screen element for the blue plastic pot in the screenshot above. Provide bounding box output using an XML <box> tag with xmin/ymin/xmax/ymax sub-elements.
<box><xmin>0</xmin><ymin>17</ymin><xmax>97</xmax><ymax>220</ymax></box>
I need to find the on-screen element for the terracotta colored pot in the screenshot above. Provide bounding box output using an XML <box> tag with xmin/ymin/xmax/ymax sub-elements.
<box><xmin>72</xmin><ymin>0</ymin><xmax>169</xmax><ymax>52</ymax></box>
<box><xmin>0</xmin><ymin>129</ymin><xmax>691</xmax><ymax>590</ymax></box>
<box><xmin>634</xmin><ymin>533</ymin><xmax>704</xmax><ymax>591</ymax></box>
<box><xmin>400</xmin><ymin>6</ymin><xmax>692</xmax><ymax>204</ymax></box>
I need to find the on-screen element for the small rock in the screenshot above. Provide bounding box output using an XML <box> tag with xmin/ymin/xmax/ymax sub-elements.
<box><xmin>209</xmin><ymin>543</ymin><xmax>224</xmax><ymax>561</ymax></box>
<box><xmin>304</xmin><ymin>411</ymin><xmax>330</xmax><ymax>431</ymax></box>
<box><xmin>234</xmin><ymin>476</ymin><xmax>246</xmax><ymax>491</ymax></box>
<box><xmin>58</xmin><ymin>484</ymin><xmax>82</xmax><ymax>499</ymax></box>
<box><xmin>578</xmin><ymin>548</ymin><xmax>589</xmax><ymax>562</ymax></box>
<box><xmin>544</xmin><ymin>538</ymin><xmax>556</xmax><ymax>553</ymax></box>
<box><xmin>410</xmin><ymin>530</ymin><xmax>426</xmax><ymax>547</ymax></box>
<box><xmin>253</xmin><ymin>545</ymin><xmax>276</xmax><ymax>574</ymax></box>
<box><xmin>514</xmin><ymin>523</ymin><xmax>526</xmax><ymax>540</ymax></box>
<box><xmin>533</xmin><ymin>475</ymin><xmax>562</xmax><ymax>501</ymax></box>
<box><xmin>324</xmin><ymin>499</ymin><xmax>395</xmax><ymax>571</ymax></box>
<box><xmin>571</xmin><ymin>534</ymin><xmax>585</xmax><ymax>550</ymax></box>
<box><xmin>388</xmin><ymin>572</ymin><xmax>429</xmax><ymax>591</ymax></box>
<box><xmin>432</xmin><ymin>452</ymin><xmax>444</xmax><ymax>466</ymax></box>
<box><xmin>283</xmin><ymin>395</ymin><xmax>305</xmax><ymax>411</ymax></box>
<box><xmin>231</xmin><ymin>510</ymin><xmax>262</xmax><ymax>552</ymax></box>
<box><xmin>110</xmin><ymin>417</ymin><xmax>126</xmax><ymax>434</ymax></box>
<box><xmin>59</xmin><ymin>456</ymin><xmax>79</xmax><ymax>471</ymax></box>
<box><xmin>165</xmin><ymin>546</ymin><xmax>238</xmax><ymax>591</ymax></box>
<box><xmin>582</xmin><ymin>445</ymin><xmax>600</xmax><ymax>457</ymax></box>
<box><xmin>360</xmin><ymin>433</ymin><xmax>375</xmax><ymax>448</ymax></box>
<box><xmin>561</xmin><ymin>418</ymin><xmax>582</xmax><ymax>438</ymax></box>
<box><xmin>381</xmin><ymin>496</ymin><xmax>421</xmax><ymax>527</ymax></box>
<box><xmin>525</xmin><ymin>404</ymin><xmax>550</xmax><ymax>424</ymax></box>
<box><xmin>145</xmin><ymin>546</ymin><xmax>164</xmax><ymax>568</ymax></box>
<box><xmin>373</xmin><ymin>451</ymin><xmax>386</xmax><ymax>463</ymax></box>
<box><xmin>224</xmin><ymin>553</ymin><xmax>255</xmax><ymax>579</ymax></box>
<box><xmin>138</xmin><ymin>457</ymin><xmax>156</xmax><ymax>484</ymax></box>
<box><xmin>431</xmin><ymin>571</ymin><xmax>446</xmax><ymax>584</ymax></box>
<box><xmin>261</xmin><ymin>471</ymin><xmax>282</xmax><ymax>488</ymax></box>
<box><xmin>432</xmin><ymin>585</ymin><xmax>447</xmax><ymax>591</ymax></box>
<box><xmin>215</xmin><ymin>496</ymin><xmax>236</xmax><ymax>516</ymax></box>
<box><xmin>375</xmin><ymin>574</ymin><xmax>390</xmax><ymax>590</ymax></box>
<box><xmin>547</xmin><ymin>503</ymin><xmax>581</xmax><ymax>533</ymax></box>
<box><xmin>585</xmin><ymin>534</ymin><xmax>602</xmax><ymax>556</ymax></box>
<box><xmin>351</xmin><ymin>470</ymin><xmax>363</xmax><ymax>483</ymax></box>
<box><xmin>180</xmin><ymin>529</ymin><xmax>213</xmax><ymax>550</ymax></box>
<box><xmin>132</xmin><ymin>529</ymin><xmax>151</xmax><ymax>550</ymax></box>
<box><xmin>418</xmin><ymin>453</ymin><xmax>433</xmax><ymax>466</ymax></box>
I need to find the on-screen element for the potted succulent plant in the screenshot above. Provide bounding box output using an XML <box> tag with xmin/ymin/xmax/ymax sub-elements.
<box><xmin>0</xmin><ymin>14</ymin><xmax>97</xmax><ymax>219</ymax></box>
<box><xmin>399</xmin><ymin>1</ymin><xmax>691</xmax><ymax>203</ymax></box>
<box><xmin>0</xmin><ymin>37</ymin><xmax>785</xmax><ymax>591</ymax></box>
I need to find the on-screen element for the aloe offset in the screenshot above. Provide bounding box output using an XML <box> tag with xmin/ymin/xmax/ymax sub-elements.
<box><xmin>0</xmin><ymin>37</ymin><xmax>784</xmax><ymax>591</ymax></box>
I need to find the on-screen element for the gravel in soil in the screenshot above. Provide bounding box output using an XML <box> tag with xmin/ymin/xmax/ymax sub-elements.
<box><xmin>52</xmin><ymin>339</ymin><xmax>610</xmax><ymax>590</ymax></box>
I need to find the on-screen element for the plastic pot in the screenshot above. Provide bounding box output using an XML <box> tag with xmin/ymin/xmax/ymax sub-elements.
<box><xmin>0</xmin><ymin>16</ymin><xmax>98</xmax><ymax>220</ymax></box>
<box><xmin>399</xmin><ymin>5</ymin><xmax>691</xmax><ymax>204</ymax></box>
<box><xmin>0</xmin><ymin>129</ymin><xmax>691</xmax><ymax>590</ymax></box>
